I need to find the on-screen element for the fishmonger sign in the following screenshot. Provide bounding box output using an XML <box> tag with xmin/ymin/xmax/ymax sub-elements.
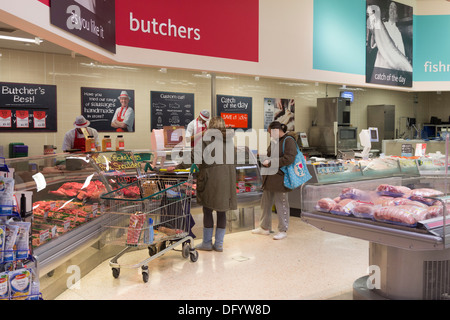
<box><xmin>115</xmin><ymin>0</ymin><xmax>259</xmax><ymax>62</ymax></box>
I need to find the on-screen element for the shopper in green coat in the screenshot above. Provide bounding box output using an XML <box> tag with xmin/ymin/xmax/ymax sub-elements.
<box><xmin>169</xmin><ymin>116</ymin><xmax>237</xmax><ymax>252</ymax></box>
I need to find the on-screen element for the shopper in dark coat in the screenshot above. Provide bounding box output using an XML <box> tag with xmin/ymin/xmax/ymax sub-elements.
<box><xmin>169</xmin><ymin>116</ymin><xmax>237</xmax><ymax>252</ymax></box>
<box><xmin>252</xmin><ymin>121</ymin><xmax>297</xmax><ymax>240</ymax></box>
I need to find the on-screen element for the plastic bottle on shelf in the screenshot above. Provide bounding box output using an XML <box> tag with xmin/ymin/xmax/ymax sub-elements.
<box><xmin>102</xmin><ymin>135</ymin><xmax>112</xmax><ymax>151</ymax></box>
<box><xmin>85</xmin><ymin>136</ymin><xmax>96</xmax><ymax>152</ymax></box>
<box><xmin>116</xmin><ymin>135</ymin><xmax>125</xmax><ymax>151</ymax></box>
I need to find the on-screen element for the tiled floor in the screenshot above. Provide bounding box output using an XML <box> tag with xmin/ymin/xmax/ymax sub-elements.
<box><xmin>55</xmin><ymin>213</ymin><xmax>369</xmax><ymax>300</ymax></box>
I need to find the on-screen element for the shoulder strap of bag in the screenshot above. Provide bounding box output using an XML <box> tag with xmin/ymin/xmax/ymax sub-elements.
<box><xmin>282</xmin><ymin>135</ymin><xmax>299</xmax><ymax>154</ymax></box>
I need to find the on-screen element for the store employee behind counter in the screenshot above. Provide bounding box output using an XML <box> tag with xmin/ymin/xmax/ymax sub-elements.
<box><xmin>62</xmin><ymin>115</ymin><xmax>100</xmax><ymax>152</ymax></box>
<box><xmin>185</xmin><ymin>109</ymin><xmax>210</xmax><ymax>146</ymax></box>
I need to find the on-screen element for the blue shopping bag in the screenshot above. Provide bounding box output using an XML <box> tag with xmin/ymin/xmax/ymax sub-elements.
<box><xmin>280</xmin><ymin>136</ymin><xmax>312</xmax><ymax>190</ymax></box>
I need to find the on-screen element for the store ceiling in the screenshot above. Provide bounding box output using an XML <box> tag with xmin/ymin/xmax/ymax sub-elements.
<box><xmin>0</xmin><ymin>21</ymin><xmax>73</xmax><ymax>55</ymax></box>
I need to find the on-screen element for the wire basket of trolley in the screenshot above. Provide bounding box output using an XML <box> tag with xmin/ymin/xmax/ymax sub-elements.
<box><xmin>100</xmin><ymin>164</ymin><xmax>198</xmax><ymax>283</ymax></box>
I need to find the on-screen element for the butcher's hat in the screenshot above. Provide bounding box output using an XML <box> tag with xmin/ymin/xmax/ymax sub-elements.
<box><xmin>199</xmin><ymin>110</ymin><xmax>210</xmax><ymax>121</ymax></box>
<box><xmin>74</xmin><ymin>115</ymin><xmax>90</xmax><ymax>128</ymax></box>
<box><xmin>118</xmin><ymin>91</ymin><xmax>130</xmax><ymax>100</ymax></box>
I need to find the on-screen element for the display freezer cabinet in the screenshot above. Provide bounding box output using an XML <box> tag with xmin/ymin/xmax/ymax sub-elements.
<box><xmin>301</xmin><ymin>175</ymin><xmax>450</xmax><ymax>300</ymax></box>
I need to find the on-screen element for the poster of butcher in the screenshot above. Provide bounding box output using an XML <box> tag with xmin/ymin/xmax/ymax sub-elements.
<box><xmin>366</xmin><ymin>0</ymin><xmax>413</xmax><ymax>87</ymax></box>
<box><xmin>264</xmin><ymin>98</ymin><xmax>295</xmax><ymax>131</ymax></box>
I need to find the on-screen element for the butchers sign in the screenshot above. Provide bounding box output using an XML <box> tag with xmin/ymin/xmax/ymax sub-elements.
<box><xmin>116</xmin><ymin>0</ymin><xmax>258</xmax><ymax>61</ymax></box>
<box><xmin>91</xmin><ymin>152</ymin><xmax>140</xmax><ymax>172</ymax></box>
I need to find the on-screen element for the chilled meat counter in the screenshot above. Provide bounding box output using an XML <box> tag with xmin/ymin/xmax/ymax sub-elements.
<box><xmin>6</xmin><ymin>151</ymin><xmax>146</xmax><ymax>299</ymax></box>
<box><xmin>301</xmin><ymin>165</ymin><xmax>450</xmax><ymax>300</ymax></box>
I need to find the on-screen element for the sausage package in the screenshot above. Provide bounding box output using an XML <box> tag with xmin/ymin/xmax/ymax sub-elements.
<box><xmin>126</xmin><ymin>212</ymin><xmax>145</xmax><ymax>246</ymax></box>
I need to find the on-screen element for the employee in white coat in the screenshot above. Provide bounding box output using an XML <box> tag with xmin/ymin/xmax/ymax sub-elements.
<box><xmin>62</xmin><ymin>115</ymin><xmax>100</xmax><ymax>152</ymax></box>
<box><xmin>185</xmin><ymin>110</ymin><xmax>210</xmax><ymax>146</ymax></box>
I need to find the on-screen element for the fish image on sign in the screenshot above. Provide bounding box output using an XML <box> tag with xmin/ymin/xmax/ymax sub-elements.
<box><xmin>366</xmin><ymin>0</ymin><xmax>413</xmax><ymax>87</ymax></box>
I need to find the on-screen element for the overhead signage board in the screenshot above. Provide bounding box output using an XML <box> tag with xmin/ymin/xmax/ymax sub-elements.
<box><xmin>115</xmin><ymin>0</ymin><xmax>258</xmax><ymax>62</ymax></box>
<box><xmin>50</xmin><ymin>0</ymin><xmax>116</xmax><ymax>53</ymax></box>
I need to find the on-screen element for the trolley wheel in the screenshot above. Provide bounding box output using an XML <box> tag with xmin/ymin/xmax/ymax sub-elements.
<box><xmin>112</xmin><ymin>267</ymin><xmax>120</xmax><ymax>279</ymax></box>
<box><xmin>182</xmin><ymin>242</ymin><xmax>190</xmax><ymax>258</ymax></box>
<box><xmin>142</xmin><ymin>265</ymin><xmax>149</xmax><ymax>283</ymax></box>
<box><xmin>190</xmin><ymin>250</ymin><xmax>199</xmax><ymax>262</ymax></box>
<box><xmin>148</xmin><ymin>245</ymin><xmax>157</xmax><ymax>256</ymax></box>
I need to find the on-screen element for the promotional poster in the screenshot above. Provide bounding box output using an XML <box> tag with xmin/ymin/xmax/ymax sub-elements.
<box><xmin>81</xmin><ymin>87</ymin><xmax>135</xmax><ymax>132</ymax></box>
<box><xmin>366</xmin><ymin>0</ymin><xmax>413</xmax><ymax>87</ymax></box>
<box><xmin>264</xmin><ymin>98</ymin><xmax>295</xmax><ymax>131</ymax></box>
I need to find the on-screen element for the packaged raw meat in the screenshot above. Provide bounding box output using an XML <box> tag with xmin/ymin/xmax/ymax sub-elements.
<box><xmin>388</xmin><ymin>198</ymin><xmax>428</xmax><ymax>208</ymax></box>
<box><xmin>126</xmin><ymin>212</ymin><xmax>145</xmax><ymax>246</ymax></box>
<box><xmin>409</xmin><ymin>188</ymin><xmax>443</xmax><ymax>205</ymax></box>
<box><xmin>426</xmin><ymin>205</ymin><xmax>443</xmax><ymax>219</ymax></box>
<box><xmin>351</xmin><ymin>202</ymin><xmax>377</xmax><ymax>219</ymax></box>
<box><xmin>374</xmin><ymin>205</ymin><xmax>428</xmax><ymax>226</ymax></box>
<box><xmin>340</xmin><ymin>188</ymin><xmax>372</xmax><ymax>201</ymax></box>
<box><xmin>316</xmin><ymin>198</ymin><xmax>337</xmax><ymax>212</ymax></box>
<box><xmin>376</xmin><ymin>184</ymin><xmax>411</xmax><ymax>197</ymax></box>
<box><xmin>331</xmin><ymin>199</ymin><xmax>357</xmax><ymax>216</ymax></box>
<box><xmin>409</xmin><ymin>188</ymin><xmax>443</xmax><ymax>198</ymax></box>
<box><xmin>372</xmin><ymin>196</ymin><xmax>394</xmax><ymax>206</ymax></box>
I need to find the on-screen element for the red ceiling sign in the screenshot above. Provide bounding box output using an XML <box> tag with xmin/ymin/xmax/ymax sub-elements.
<box><xmin>115</xmin><ymin>0</ymin><xmax>259</xmax><ymax>62</ymax></box>
<box><xmin>37</xmin><ymin>0</ymin><xmax>259</xmax><ymax>61</ymax></box>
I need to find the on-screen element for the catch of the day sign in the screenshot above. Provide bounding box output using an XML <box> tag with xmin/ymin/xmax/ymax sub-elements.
<box><xmin>216</xmin><ymin>94</ymin><xmax>252</xmax><ymax>129</ymax></box>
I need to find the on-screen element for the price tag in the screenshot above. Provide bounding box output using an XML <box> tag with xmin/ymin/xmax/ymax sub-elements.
<box><xmin>16</xmin><ymin>110</ymin><xmax>29</xmax><ymax>128</ymax></box>
<box><xmin>33</xmin><ymin>111</ymin><xmax>47</xmax><ymax>128</ymax></box>
<box><xmin>51</xmin><ymin>225</ymin><xmax>57</xmax><ymax>238</ymax></box>
<box><xmin>0</xmin><ymin>110</ymin><xmax>12</xmax><ymax>128</ymax></box>
<box><xmin>92</xmin><ymin>203</ymin><xmax>98</xmax><ymax>217</ymax></box>
<box><xmin>39</xmin><ymin>229</ymin><xmax>49</xmax><ymax>243</ymax></box>
<box><xmin>63</xmin><ymin>219</ymin><xmax>71</xmax><ymax>231</ymax></box>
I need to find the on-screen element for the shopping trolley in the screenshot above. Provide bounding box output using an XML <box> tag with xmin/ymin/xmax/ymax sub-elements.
<box><xmin>100</xmin><ymin>165</ymin><xmax>198</xmax><ymax>283</ymax></box>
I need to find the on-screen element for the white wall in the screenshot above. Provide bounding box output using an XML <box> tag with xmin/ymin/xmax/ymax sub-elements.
<box><xmin>0</xmin><ymin>48</ymin><xmax>431</xmax><ymax>157</ymax></box>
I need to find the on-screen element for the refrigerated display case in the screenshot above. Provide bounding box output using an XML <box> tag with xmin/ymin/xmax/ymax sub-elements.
<box><xmin>289</xmin><ymin>157</ymin><xmax>420</xmax><ymax>214</ymax></box>
<box><xmin>7</xmin><ymin>151</ymin><xmax>145</xmax><ymax>299</ymax></box>
<box><xmin>8</xmin><ymin>147</ymin><xmax>262</xmax><ymax>299</ymax></box>
<box><xmin>301</xmin><ymin>170</ymin><xmax>450</xmax><ymax>300</ymax></box>
<box><xmin>148</xmin><ymin>146</ymin><xmax>262</xmax><ymax>233</ymax></box>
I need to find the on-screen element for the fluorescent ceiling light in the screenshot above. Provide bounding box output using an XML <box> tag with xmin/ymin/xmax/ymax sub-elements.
<box><xmin>0</xmin><ymin>35</ymin><xmax>43</xmax><ymax>45</ymax></box>
<box><xmin>80</xmin><ymin>62</ymin><xmax>140</xmax><ymax>71</ymax></box>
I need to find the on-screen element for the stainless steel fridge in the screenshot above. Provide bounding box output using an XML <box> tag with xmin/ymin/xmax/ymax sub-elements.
<box><xmin>309</xmin><ymin>97</ymin><xmax>357</xmax><ymax>156</ymax></box>
<box><xmin>367</xmin><ymin>105</ymin><xmax>395</xmax><ymax>151</ymax></box>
